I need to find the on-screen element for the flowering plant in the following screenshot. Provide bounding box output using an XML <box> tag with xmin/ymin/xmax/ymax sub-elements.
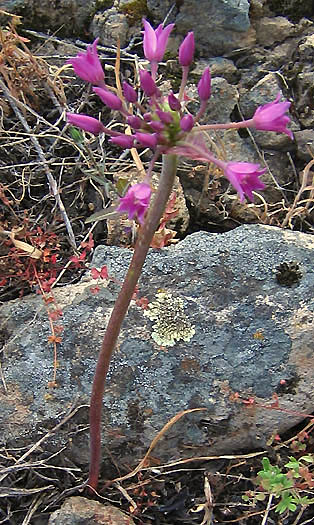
<box><xmin>66</xmin><ymin>19</ymin><xmax>293</xmax><ymax>490</ymax></box>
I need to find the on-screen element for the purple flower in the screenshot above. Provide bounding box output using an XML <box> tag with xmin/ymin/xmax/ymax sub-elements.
<box><xmin>127</xmin><ymin>115</ymin><xmax>142</xmax><ymax>129</ymax></box>
<box><xmin>168</xmin><ymin>91</ymin><xmax>181</xmax><ymax>111</ymax></box>
<box><xmin>142</xmin><ymin>19</ymin><xmax>174</xmax><ymax>63</ymax></box>
<box><xmin>252</xmin><ymin>92</ymin><xmax>293</xmax><ymax>139</ymax></box>
<box><xmin>110</xmin><ymin>135</ymin><xmax>135</xmax><ymax>149</ymax></box>
<box><xmin>67</xmin><ymin>113</ymin><xmax>104</xmax><ymax>135</ymax></box>
<box><xmin>197</xmin><ymin>67</ymin><xmax>211</xmax><ymax>101</ymax></box>
<box><xmin>116</xmin><ymin>183</ymin><xmax>151</xmax><ymax>223</ymax></box>
<box><xmin>149</xmin><ymin>120</ymin><xmax>164</xmax><ymax>132</ymax></box>
<box><xmin>67</xmin><ymin>39</ymin><xmax>104</xmax><ymax>85</ymax></box>
<box><xmin>93</xmin><ymin>87</ymin><xmax>122</xmax><ymax>110</ymax></box>
<box><xmin>135</xmin><ymin>132</ymin><xmax>158</xmax><ymax>148</ymax></box>
<box><xmin>123</xmin><ymin>81</ymin><xmax>137</xmax><ymax>103</ymax></box>
<box><xmin>180</xmin><ymin>114</ymin><xmax>194</xmax><ymax>132</ymax></box>
<box><xmin>179</xmin><ymin>32</ymin><xmax>195</xmax><ymax>67</ymax></box>
<box><xmin>156</xmin><ymin>109</ymin><xmax>173</xmax><ymax>124</ymax></box>
<box><xmin>223</xmin><ymin>162</ymin><xmax>266</xmax><ymax>202</ymax></box>
<box><xmin>139</xmin><ymin>70</ymin><xmax>157</xmax><ymax>96</ymax></box>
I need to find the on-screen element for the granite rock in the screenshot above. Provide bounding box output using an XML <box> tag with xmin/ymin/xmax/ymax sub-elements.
<box><xmin>0</xmin><ymin>226</ymin><xmax>313</xmax><ymax>467</ymax></box>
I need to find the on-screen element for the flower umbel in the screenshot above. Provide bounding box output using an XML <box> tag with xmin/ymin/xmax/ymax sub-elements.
<box><xmin>116</xmin><ymin>183</ymin><xmax>151</xmax><ymax>224</ymax></box>
<box><xmin>68</xmin><ymin>17</ymin><xmax>296</xmax><ymax>494</ymax></box>
<box><xmin>67</xmin><ymin>39</ymin><xmax>104</xmax><ymax>85</ymax></box>
<box><xmin>252</xmin><ymin>92</ymin><xmax>293</xmax><ymax>139</ymax></box>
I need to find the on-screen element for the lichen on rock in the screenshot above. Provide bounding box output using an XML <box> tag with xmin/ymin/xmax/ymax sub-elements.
<box><xmin>143</xmin><ymin>291</ymin><xmax>195</xmax><ymax>347</ymax></box>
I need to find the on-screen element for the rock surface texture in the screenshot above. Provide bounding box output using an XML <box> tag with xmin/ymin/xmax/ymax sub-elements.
<box><xmin>1</xmin><ymin>225</ymin><xmax>313</xmax><ymax>465</ymax></box>
<box><xmin>48</xmin><ymin>497</ymin><xmax>135</xmax><ymax>525</ymax></box>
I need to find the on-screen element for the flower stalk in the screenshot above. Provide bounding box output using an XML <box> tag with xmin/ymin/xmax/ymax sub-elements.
<box><xmin>88</xmin><ymin>154</ymin><xmax>177</xmax><ymax>489</ymax></box>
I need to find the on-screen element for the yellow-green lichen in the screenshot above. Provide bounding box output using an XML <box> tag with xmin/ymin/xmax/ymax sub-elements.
<box><xmin>144</xmin><ymin>292</ymin><xmax>195</xmax><ymax>347</ymax></box>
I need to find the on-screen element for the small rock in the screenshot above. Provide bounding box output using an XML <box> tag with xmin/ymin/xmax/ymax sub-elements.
<box><xmin>192</xmin><ymin>58</ymin><xmax>239</xmax><ymax>84</ymax></box>
<box><xmin>255</xmin><ymin>16</ymin><xmax>295</xmax><ymax>46</ymax></box>
<box><xmin>91</xmin><ymin>10</ymin><xmax>130</xmax><ymax>48</ymax></box>
<box><xmin>294</xmin><ymin>130</ymin><xmax>314</xmax><ymax>161</ymax></box>
<box><xmin>48</xmin><ymin>497</ymin><xmax>134</xmax><ymax>525</ymax></box>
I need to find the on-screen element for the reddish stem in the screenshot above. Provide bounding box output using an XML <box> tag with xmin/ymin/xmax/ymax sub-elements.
<box><xmin>88</xmin><ymin>154</ymin><xmax>178</xmax><ymax>489</ymax></box>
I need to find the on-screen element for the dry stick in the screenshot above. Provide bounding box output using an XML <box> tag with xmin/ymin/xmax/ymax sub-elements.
<box><xmin>88</xmin><ymin>154</ymin><xmax>178</xmax><ymax>490</ymax></box>
<box><xmin>0</xmin><ymin>77</ymin><xmax>77</xmax><ymax>249</ymax></box>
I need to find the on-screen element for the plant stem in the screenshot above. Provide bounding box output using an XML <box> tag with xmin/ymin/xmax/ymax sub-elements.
<box><xmin>88</xmin><ymin>154</ymin><xmax>178</xmax><ymax>489</ymax></box>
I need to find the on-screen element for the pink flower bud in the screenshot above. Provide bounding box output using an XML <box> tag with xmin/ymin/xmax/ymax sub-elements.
<box><xmin>168</xmin><ymin>91</ymin><xmax>181</xmax><ymax>111</ymax></box>
<box><xmin>67</xmin><ymin>39</ymin><xmax>104</xmax><ymax>85</ymax></box>
<box><xmin>93</xmin><ymin>87</ymin><xmax>122</xmax><ymax>110</ymax></box>
<box><xmin>135</xmin><ymin>132</ymin><xmax>158</xmax><ymax>148</ymax></box>
<box><xmin>142</xmin><ymin>19</ymin><xmax>174</xmax><ymax>63</ymax></box>
<box><xmin>149</xmin><ymin>121</ymin><xmax>164</xmax><ymax>132</ymax></box>
<box><xmin>180</xmin><ymin>114</ymin><xmax>194</xmax><ymax>132</ymax></box>
<box><xmin>127</xmin><ymin>115</ymin><xmax>142</xmax><ymax>129</ymax></box>
<box><xmin>122</xmin><ymin>81</ymin><xmax>137</xmax><ymax>103</ymax></box>
<box><xmin>156</xmin><ymin>109</ymin><xmax>173</xmax><ymax>124</ymax></box>
<box><xmin>197</xmin><ymin>66</ymin><xmax>211</xmax><ymax>101</ymax></box>
<box><xmin>179</xmin><ymin>32</ymin><xmax>195</xmax><ymax>67</ymax></box>
<box><xmin>139</xmin><ymin>70</ymin><xmax>157</xmax><ymax>96</ymax></box>
<box><xmin>110</xmin><ymin>135</ymin><xmax>135</xmax><ymax>149</ymax></box>
<box><xmin>67</xmin><ymin>113</ymin><xmax>104</xmax><ymax>135</ymax></box>
<box><xmin>143</xmin><ymin>112</ymin><xmax>152</xmax><ymax>122</ymax></box>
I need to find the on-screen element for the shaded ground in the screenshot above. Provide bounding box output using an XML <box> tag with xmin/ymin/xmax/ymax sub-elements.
<box><xmin>1</xmin><ymin>412</ymin><xmax>314</xmax><ymax>524</ymax></box>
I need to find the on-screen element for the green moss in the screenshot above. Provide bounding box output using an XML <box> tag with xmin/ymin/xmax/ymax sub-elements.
<box><xmin>119</xmin><ymin>0</ymin><xmax>149</xmax><ymax>24</ymax></box>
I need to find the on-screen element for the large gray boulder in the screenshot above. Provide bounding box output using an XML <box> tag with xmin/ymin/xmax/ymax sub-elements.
<box><xmin>0</xmin><ymin>225</ymin><xmax>313</xmax><ymax>467</ymax></box>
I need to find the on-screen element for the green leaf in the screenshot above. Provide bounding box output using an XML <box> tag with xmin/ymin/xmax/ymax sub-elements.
<box><xmin>116</xmin><ymin>177</ymin><xmax>130</xmax><ymax>197</ymax></box>
<box><xmin>69</xmin><ymin>126</ymin><xmax>84</xmax><ymax>144</ymax></box>
<box><xmin>261</xmin><ymin>457</ymin><xmax>271</xmax><ymax>471</ymax></box>
<box><xmin>301</xmin><ymin>454</ymin><xmax>314</xmax><ymax>463</ymax></box>
<box><xmin>85</xmin><ymin>205</ymin><xmax>121</xmax><ymax>224</ymax></box>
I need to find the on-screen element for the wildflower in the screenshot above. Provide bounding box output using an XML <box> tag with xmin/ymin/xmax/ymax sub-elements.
<box><xmin>122</xmin><ymin>81</ymin><xmax>138</xmax><ymax>103</ymax></box>
<box><xmin>155</xmin><ymin>109</ymin><xmax>173</xmax><ymax>124</ymax></box>
<box><xmin>127</xmin><ymin>115</ymin><xmax>142</xmax><ymax>129</ymax></box>
<box><xmin>180</xmin><ymin>114</ymin><xmax>194</xmax><ymax>132</ymax></box>
<box><xmin>139</xmin><ymin>70</ymin><xmax>157</xmax><ymax>97</ymax></box>
<box><xmin>67</xmin><ymin>113</ymin><xmax>104</xmax><ymax>135</ymax></box>
<box><xmin>222</xmin><ymin>161</ymin><xmax>266</xmax><ymax>202</ymax></box>
<box><xmin>135</xmin><ymin>132</ymin><xmax>158</xmax><ymax>148</ymax></box>
<box><xmin>67</xmin><ymin>38</ymin><xmax>104</xmax><ymax>85</ymax></box>
<box><xmin>179</xmin><ymin>32</ymin><xmax>195</xmax><ymax>67</ymax></box>
<box><xmin>116</xmin><ymin>183</ymin><xmax>151</xmax><ymax>223</ymax></box>
<box><xmin>93</xmin><ymin>87</ymin><xmax>122</xmax><ymax>110</ymax></box>
<box><xmin>252</xmin><ymin>92</ymin><xmax>293</xmax><ymax>139</ymax></box>
<box><xmin>168</xmin><ymin>91</ymin><xmax>181</xmax><ymax>111</ymax></box>
<box><xmin>142</xmin><ymin>19</ymin><xmax>174</xmax><ymax>64</ymax></box>
<box><xmin>110</xmin><ymin>135</ymin><xmax>135</xmax><ymax>149</ymax></box>
<box><xmin>149</xmin><ymin>121</ymin><xmax>164</xmax><ymax>132</ymax></box>
<box><xmin>197</xmin><ymin>67</ymin><xmax>211</xmax><ymax>101</ymax></box>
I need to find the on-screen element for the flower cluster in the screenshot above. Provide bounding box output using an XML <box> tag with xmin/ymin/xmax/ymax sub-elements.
<box><xmin>66</xmin><ymin>20</ymin><xmax>293</xmax><ymax>222</ymax></box>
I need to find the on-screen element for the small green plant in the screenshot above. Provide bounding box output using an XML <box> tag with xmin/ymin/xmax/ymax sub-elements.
<box><xmin>243</xmin><ymin>455</ymin><xmax>314</xmax><ymax>515</ymax></box>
